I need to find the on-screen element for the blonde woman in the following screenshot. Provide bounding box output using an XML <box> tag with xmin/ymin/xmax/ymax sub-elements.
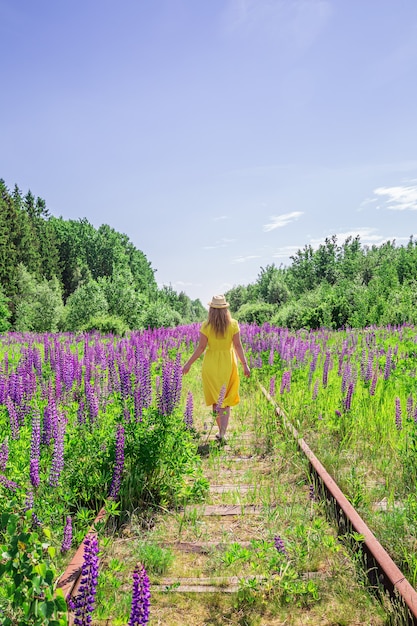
<box><xmin>182</xmin><ymin>295</ymin><xmax>250</xmax><ymax>441</ymax></box>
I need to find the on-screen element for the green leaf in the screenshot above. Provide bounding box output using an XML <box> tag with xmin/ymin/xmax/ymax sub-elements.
<box><xmin>45</xmin><ymin>568</ymin><xmax>54</xmax><ymax>585</ymax></box>
<box><xmin>43</xmin><ymin>527</ymin><xmax>52</xmax><ymax>540</ymax></box>
<box><xmin>35</xmin><ymin>561</ymin><xmax>47</xmax><ymax>577</ymax></box>
<box><xmin>38</xmin><ymin>601</ymin><xmax>48</xmax><ymax>618</ymax></box>
<box><xmin>32</xmin><ymin>574</ymin><xmax>42</xmax><ymax>594</ymax></box>
<box><xmin>54</xmin><ymin>590</ymin><xmax>68</xmax><ymax>612</ymax></box>
<box><xmin>47</xmin><ymin>545</ymin><xmax>56</xmax><ymax>558</ymax></box>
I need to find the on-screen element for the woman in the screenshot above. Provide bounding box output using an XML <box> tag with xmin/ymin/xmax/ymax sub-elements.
<box><xmin>182</xmin><ymin>294</ymin><xmax>250</xmax><ymax>441</ymax></box>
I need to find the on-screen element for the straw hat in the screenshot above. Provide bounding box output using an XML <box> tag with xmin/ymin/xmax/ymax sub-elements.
<box><xmin>208</xmin><ymin>295</ymin><xmax>229</xmax><ymax>308</ymax></box>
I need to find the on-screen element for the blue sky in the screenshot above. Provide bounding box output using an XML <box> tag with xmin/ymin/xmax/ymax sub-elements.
<box><xmin>1</xmin><ymin>0</ymin><xmax>417</xmax><ymax>308</ymax></box>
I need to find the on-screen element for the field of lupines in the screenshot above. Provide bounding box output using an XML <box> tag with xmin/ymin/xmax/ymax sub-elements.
<box><xmin>1</xmin><ymin>322</ymin><xmax>417</xmax><ymax>624</ymax></box>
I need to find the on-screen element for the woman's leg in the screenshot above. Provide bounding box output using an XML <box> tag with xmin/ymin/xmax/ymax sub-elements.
<box><xmin>216</xmin><ymin>406</ymin><xmax>230</xmax><ymax>439</ymax></box>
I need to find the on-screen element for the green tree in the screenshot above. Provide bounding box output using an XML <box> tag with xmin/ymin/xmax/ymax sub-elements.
<box><xmin>225</xmin><ymin>285</ymin><xmax>250</xmax><ymax>312</ymax></box>
<box><xmin>287</xmin><ymin>244</ymin><xmax>316</xmax><ymax>294</ymax></box>
<box><xmin>141</xmin><ymin>302</ymin><xmax>182</xmax><ymax>329</ymax></box>
<box><xmin>0</xmin><ymin>284</ymin><xmax>11</xmax><ymax>331</ymax></box>
<box><xmin>99</xmin><ymin>268</ymin><xmax>146</xmax><ymax>329</ymax></box>
<box><xmin>64</xmin><ymin>278</ymin><xmax>108</xmax><ymax>331</ymax></box>
<box><xmin>14</xmin><ymin>265</ymin><xmax>64</xmax><ymax>332</ymax></box>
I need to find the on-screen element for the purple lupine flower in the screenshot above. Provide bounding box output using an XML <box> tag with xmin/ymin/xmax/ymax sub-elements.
<box><xmin>0</xmin><ymin>474</ymin><xmax>19</xmax><ymax>491</ymax></box>
<box><xmin>77</xmin><ymin>400</ymin><xmax>85</xmax><ymax>426</ymax></box>
<box><xmin>269</xmin><ymin>376</ymin><xmax>276</xmax><ymax>397</ymax></box>
<box><xmin>312</xmin><ymin>380</ymin><xmax>319</xmax><ymax>400</ymax></box>
<box><xmin>43</xmin><ymin>382</ymin><xmax>59</xmax><ymax>442</ymax></box>
<box><xmin>62</xmin><ymin>353</ymin><xmax>75</xmax><ymax>391</ymax></box>
<box><xmin>30</xmin><ymin>412</ymin><xmax>41</xmax><ymax>489</ymax></box>
<box><xmin>0</xmin><ymin>374</ymin><xmax>7</xmax><ymax>405</ymax></box>
<box><xmin>6</xmin><ymin>397</ymin><xmax>19</xmax><ymax>440</ymax></box>
<box><xmin>309</xmin><ymin>485</ymin><xmax>316</xmax><ymax>501</ymax></box>
<box><xmin>8</xmin><ymin>372</ymin><xmax>23</xmax><ymax>405</ymax></box>
<box><xmin>322</xmin><ymin>352</ymin><xmax>330</xmax><ymax>388</ymax></box>
<box><xmin>118</xmin><ymin>361</ymin><xmax>132</xmax><ymax>400</ymax></box>
<box><xmin>365</xmin><ymin>351</ymin><xmax>373</xmax><ymax>383</ymax></box>
<box><xmin>55</xmin><ymin>362</ymin><xmax>62</xmax><ymax>400</ymax></box>
<box><xmin>274</xmin><ymin>536</ymin><xmax>288</xmax><ymax>557</ymax></box>
<box><xmin>344</xmin><ymin>381</ymin><xmax>354</xmax><ymax>411</ymax></box>
<box><xmin>184</xmin><ymin>391</ymin><xmax>194</xmax><ymax>429</ymax></box>
<box><xmin>85</xmin><ymin>382</ymin><xmax>99</xmax><ymax>425</ymax></box>
<box><xmin>137</xmin><ymin>355</ymin><xmax>152</xmax><ymax>411</ymax></box>
<box><xmin>68</xmin><ymin>534</ymin><xmax>99</xmax><ymax>625</ymax></box>
<box><xmin>25</xmin><ymin>491</ymin><xmax>34</xmax><ymax>511</ymax></box>
<box><xmin>280</xmin><ymin>370</ymin><xmax>291</xmax><ymax>394</ymax></box>
<box><xmin>109</xmin><ymin>424</ymin><xmax>125</xmax><ymax>499</ymax></box>
<box><xmin>341</xmin><ymin>362</ymin><xmax>351</xmax><ymax>394</ymax></box>
<box><xmin>172</xmin><ymin>354</ymin><xmax>183</xmax><ymax>408</ymax></box>
<box><xmin>123</xmin><ymin>404</ymin><xmax>131</xmax><ymax>423</ymax></box>
<box><xmin>31</xmin><ymin>512</ymin><xmax>42</xmax><ymax>527</ymax></box>
<box><xmin>335</xmin><ymin>410</ymin><xmax>342</xmax><ymax>418</ymax></box>
<box><xmin>309</xmin><ymin>346</ymin><xmax>320</xmax><ymax>384</ymax></box>
<box><xmin>42</xmin><ymin>403</ymin><xmax>52</xmax><ymax>446</ymax></box>
<box><xmin>133</xmin><ymin>387</ymin><xmax>144</xmax><ymax>422</ymax></box>
<box><xmin>128</xmin><ymin>563</ymin><xmax>151</xmax><ymax>626</ymax></box>
<box><xmin>157</xmin><ymin>356</ymin><xmax>183</xmax><ymax>417</ymax></box>
<box><xmin>395</xmin><ymin>397</ymin><xmax>402</xmax><ymax>431</ymax></box>
<box><xmin>49</xmin><ymin>415</ymin><xmax>66</xmax><ymax>487</ymax></box>
<box><xmin>61</xmin><ymin>516</ymin><xmax>73</xmax><ymax>552</ymax></box>
<box><xmin>384</xmin><ymin>348</ymin><xmax>392</xmax><ymax>380</ymax></box>
<box><xmin>268</xmin><ymin>347</ymin><xmax>275</xmax><ymax>366</ymax></box>
<box><xmin>370</xmin><ymin>369</ymin><xmax>378</xmax><ymax>396</ymax></box>
<box><xmin>407</xmin><ymin>394</ymin><xmax>413</xmax><ymax>419</ymax></box>
<box><xmin>215</xmin><ymin>385</ymin><xmax>226</xmax><ymax>412</ymax></box>
<box><xmin>0</xmin><ymin>438</ymin><xmax>8</xmax><ymax>471</ymax></box>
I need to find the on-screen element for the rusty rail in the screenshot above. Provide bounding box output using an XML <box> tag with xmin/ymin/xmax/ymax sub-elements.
<box><xmin>56</xmin><ymin>507</ymin><xmax>106</xmax><ymax>625</ymax></box>
<box><xmin>259</xmin><ymin>384</ymin><xmax>417</xmax><ymax>625</ymax></box>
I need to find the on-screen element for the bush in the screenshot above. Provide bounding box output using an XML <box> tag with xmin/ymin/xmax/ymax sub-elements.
<box><xmin>141</xmin><ymin>302</ymin><xmax>182</xmax><ymax>329</ymax></box>
<box><xmin>82</xmin><ymin>315</ymin><xmax>128</xmax><ymax>336</ymax></box>
<box><xmin>64</xmin><ymin>279</ymin><xmax>108</xmax><ymax>331</ymax></box>
<box><xmin>236</xmin><ymin>302</ymin><xmax>276</xmax><ymax>325</ymax></box>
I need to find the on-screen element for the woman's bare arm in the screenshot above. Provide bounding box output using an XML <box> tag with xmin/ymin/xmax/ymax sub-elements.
<box><xmin>233</xmin><ymin>332</ymin><xmax>250</xmax><ymax>377</ymax></box>
<box><xmin>182</xmin><ymin>332</ymin><xmax>208</xmax><ymax>374</ymax></box>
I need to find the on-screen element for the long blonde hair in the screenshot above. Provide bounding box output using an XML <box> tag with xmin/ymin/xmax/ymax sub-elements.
<box><xmin>207</xmin><ymin>307</ymin><xmax>232</xmax><ymax>337</ymax></box>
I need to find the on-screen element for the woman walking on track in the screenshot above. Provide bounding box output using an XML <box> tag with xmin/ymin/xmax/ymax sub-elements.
<box><xmin>182</xmin><ymin>295</ymin><xmax>251</xmax><ymax>442</ymax></box>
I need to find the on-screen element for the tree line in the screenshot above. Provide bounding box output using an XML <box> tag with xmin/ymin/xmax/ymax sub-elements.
<box><xmin>2</xmin><ymin>179</ymin><xmax>417</xmax><ymax>333</ymax></box>
<box><xmin>225</xmin><ymin>234</ymin><xmax>417</xmax><ymax>329</ymax></box>
<box><xmin>0</xmin><ymin>179</ymin><xmax>206</xmax><ymax>333</ymax></box>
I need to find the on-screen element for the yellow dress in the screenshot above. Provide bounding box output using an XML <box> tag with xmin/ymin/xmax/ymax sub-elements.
<box><xmin>200</xmin><ymin>319</ymin><xmax>240</xmax><ymax>407</ymax></box>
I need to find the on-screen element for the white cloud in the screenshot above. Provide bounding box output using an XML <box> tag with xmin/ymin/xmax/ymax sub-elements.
<box><xmin>221</xmin><ymin>0</ymin><xmax>332</xmax><ymax>49</ymax></box>
<box><xmin>263</xmin><ymin>211</ymin><xmax>304</xmax><ymax>232</ymax></box>
<box><xmin>358</xmin><ymin>197</ymin><xmax>378</xmax><ymax>211</ymax></box>
<box><xmin>173</xmin><ymin>280</ymin><xmax>198</xmax><ymax>288</ymax></box>
<box><xmin>272</xmin><ymin>245</ymin><xmax>302</xmax><ymax>259</ymax></box>
<box><xmin>231</xmin><ymin>254</ymin><xmax>261</xmax><ymax>264</ymax></box>
<box><xmin>213</xmin><ymin>215</ymin><xmax>229</xmax><ymax>221</ymax></box>
<box><xmin>373</xmin><ymin>185</ymin><xmax>417</xmax><ymax>211</ymax></box>
<box><xmin>310</xmin><ymin>228</ymin><xmax>384</xmax><ymax>247</ymax></box>
<box><xmin>203</xmin><ymin>237</ymin><xmax>236</xmax><ymax>250</ymax></box>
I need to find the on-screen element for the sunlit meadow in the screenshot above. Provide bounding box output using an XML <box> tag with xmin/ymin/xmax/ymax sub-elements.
<box><xmin>1</xmin><ymin>322</ymin><xmax>417</xmax><ymax>623</ymax></box>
